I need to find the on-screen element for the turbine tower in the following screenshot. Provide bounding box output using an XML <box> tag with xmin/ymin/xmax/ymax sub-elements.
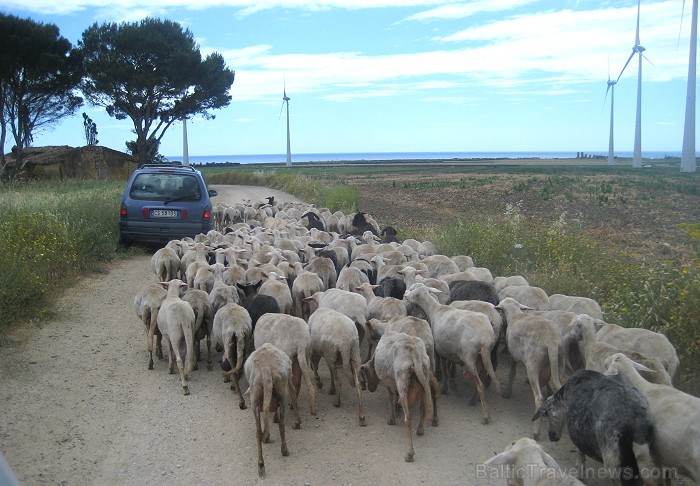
<box><xmin>281</xmin><ymin>86</ymin><xmax>292</xmax><ymax>167</ymax></box>
<box><xmin>617</xmin><ymin>0</ymin><xmax>648</xmax><ymax>169</ymax></box>
<box><xmin>182</xmin><ymin>119</ymin><xmax>189</xmax><ymax>166</ymax></box>
<box><xmin>681</xmin><ymin>0</ymin><xmax>698</xmax><ymax>173</ymax></box>
<box><xmin>605</xmin><ymin>61</ymin><xmax>618</xmax><ymax>165</ymax></box>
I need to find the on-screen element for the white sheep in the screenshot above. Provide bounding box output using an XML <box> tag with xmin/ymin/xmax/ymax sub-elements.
<box><xmin>449</xmin><ymin>300</ymin><xmax>503</xmax><ymax>352</ymax></box>
<box><xmin>303</xmin><ymin>288</ymin><xmax>371</xmax><ymax>361</ymax></box>
<box><xmin>493</xmin><ymin>275</ymin><xmax>529</xmax><ymax>293</ymax></box>
<box><xmin>548</xmin><ymin>293</ymin><xmax>604</xmax><ymax>320</ymax></box>
<box><xmin>403</xmin><ymin>283</ymin><xmax>500</xmax><ymax>424</ymax></box>
<box><xmin>359</xmin><ymin>330</ymin><xmax>438</xmax><ymax>462</ymax></box>
<box><xmin>156</xmin><ymin>279</ymin><xmax>195</xmax><ymax>395</ymax></box>
<box><xmin>182</xmin><ymin>288</ymin><xmax>215</xmax><ymax>371</ymax></box>
<box><xmin>496</xmin><ymin>297</ymin><xmax>563</xmax><ymax>440</ymax></box>
<box><xmin>213</xmin><ymin>301</ymin><xmax>253</xmax><ymax>409</ymax></box>
<box><xmin>365</xmin><ymin>316</ymin><xmax>436</xmax><ymax>375</ymax></box>
<box><xmin>498</xmin><ymin>285</ymin><xmax>550</xmax><ymax>310</ymax></box>
<box><xmin>419</xmin><ymin>254</ymin><xmax>460</xmax><ymax>278</ymax></box>
<box><xmin>336</xmin><ymin>265</ymin><xmax>370</xmax><ymax>292</ymax></box>
<box><xmin>305</xmin><ymin>255</ymin><xmax>337</xmax><ymax>290</ymax></box>
<box><xmin>354</xmin><ymin>282</ymin><xmax>408</xmax><ymax>321</ymax></box>
<box><xmin>308</xmin><ymin>308</ymin><xmax>366</xmax><ymax>426</ymax></box>
<box><xmin>604</xmin><ymin>353</ymin><xmax>700</xmax><ymax>482</ymax></box>
<box><xmin>258</xmin><ymin>271</ymin><xmax>293</xmax><ymax>315</ymax></box>
<box><xmin>244</xmin><ymin>342</ymin><xmax>301</xmax><ymax>478</ymax></box>
<box><xmin>570</xmin><ymin>314</ymin><xmax>673</xmax><ymax>386</ymax></box>
<box><xmin>151</xmin><ymin>247</ymin><xmax>180</xmax><ymax>282</ymax></box>
<box><xmin>483</xmin><ymin>437</ymin><xmax>585</xmax><ymax>486</ymax></box>
<box><xmin>133</xmin><ymin>282</ymin><xmax>167</xmax><ymax>370</ymax></box>
<box><xmin>290</xmin><ymin>269</ymin><xmax>325</xmax><ymax>320</ymax></box>
<box><xmin>450</xmin><ymin>255</ymin><xmax>474</xmax><ymax>272</ymax></box>
<box><xmin>596</xmin><ymin>323</ymin><xmax>680</xmax><ymax>382</ymax></box>
<box><xmin>254</xmin><ymin>313</ymin><xmax>317</xmax><ymax>417</ymax></box>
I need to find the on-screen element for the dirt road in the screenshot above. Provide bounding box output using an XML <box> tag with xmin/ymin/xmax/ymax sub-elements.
<box><xmin>0</xmin><ymin>186</ymin><xmax>687</xmax><ymax>485</ymax></box>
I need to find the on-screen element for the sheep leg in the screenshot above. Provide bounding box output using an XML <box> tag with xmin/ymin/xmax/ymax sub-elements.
<box><xmin>287</xmin><ymin>376</ymin><xmax>302</xmax><ymax>430</ymax></box>
<box><xmin>155</xmin><ymin>333</ymin><xmax>163</xmax><ymax>359</ymax></box>
<box><xmin>502</xmin><ymin>356</ymin><xmax>517</xmax><ymax>399</ymax></box>
<box><xmin>469</xmin><ymin>364</ymin><xmax>491</xmax><ymax>424</ymax></box>
<box><xmin>351</xmin><ymin>360</ymin><xmax>366</xmax><ymax>426</ymax></box>
<box><xmin>430</xmin><ymin>375</ymin><xmax>440</xmax><ymax>427</ymax></box>
<box><xmin>439</xmin><ymin>357</ymin><xmax>450</xmax><ymax>395</ymax></box>
<box><xmin>276</xmin><ymin>392</ymin><xmax>289</xmax><ymax>457</ymax></box>
<box><xmin>400</xmin><ymin>393</ymin><xmax>414</xmax><ymax>462</ymax></box>
<box><xmin>329</xmin><ymin>361</ymin><xmax>341</xmax><ymax>407</ymax></box>
<box><xmin>526</xmin><ymin>367</ymin><xmax>544</xmax><ymax>440</ymax></box>
<box><xmin>294</xmin><ymin>355</ymin><xmax>318</xmax><ymax>417</ymax></box>
<box><xmin>205</xmin><ymin>332</ymin><xmax>212</xmax><ymax>371</ymax></box>
<box><xmin>232</xmin><ymin>372</ymin><xmax>246</xmax><ymax>410</ymax></box>
<box><xmin>480</xmin><ymin>345</ymin><xmax>501</xmax><ymax>396</ymax></box>
<box><xmin>170</xmin><ymin>336</ymin><xmax>190</xmax><ymax>396</ymax></box>
<box><xmin>166</xmin><ymin>339</ymin><xmax>175</xmax><ymax>374</ymax></box>
<box><xmin>386</xmin><ymin>386</ymin><xmax>397</xmax><ymax>425</ymax></box>
<box><xmin>147</xmin><ymin>315</ymin><xmax>157</xmax><ymax>370</ymax></box>
<box><xmin>254</xmin><ymin>407</ymin><xmax>265</xmax><ymax>478</ymax></box>
<box><xmin>311</xmin><ymin>351</ymin><xmax>323</xmax><ymax>390</ymax></box>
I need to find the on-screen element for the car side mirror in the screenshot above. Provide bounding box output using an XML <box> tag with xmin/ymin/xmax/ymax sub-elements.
<box><xmin>208</xmin><ymin>189</ymin><xmax>218</xmax><ymax>197</ymax></box>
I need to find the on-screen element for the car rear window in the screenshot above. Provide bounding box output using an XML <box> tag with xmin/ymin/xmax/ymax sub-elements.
<box><xmin>129</xmin><ymin>173</ymin><xmax>202</xmax><ymax>202</ymax></box>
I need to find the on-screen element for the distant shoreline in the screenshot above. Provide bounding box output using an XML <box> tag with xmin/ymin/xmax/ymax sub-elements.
<box><xmin>167</xmin><ymin>151</ymin><xmax>684</xmax><ymax>166</ymax></box>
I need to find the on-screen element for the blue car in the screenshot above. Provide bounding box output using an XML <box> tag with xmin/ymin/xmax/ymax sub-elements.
<box><xmin>119</xmin><ymin>163</ymin><xmax>218</xmax><ymax>245</ymax></box>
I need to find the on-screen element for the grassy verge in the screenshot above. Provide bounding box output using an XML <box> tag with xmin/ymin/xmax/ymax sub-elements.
<box><xmin>0</xmin><ymin>180</ymin><xmax>130</xmax><ymax>326</ymax></box>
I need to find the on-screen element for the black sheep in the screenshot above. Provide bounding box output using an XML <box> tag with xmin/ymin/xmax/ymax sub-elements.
<box><xmin>377</xmin><ymin>277</ymin><xmax>406</xmax><ymax>299</ymax></box>
<box><xmin>448</xmin><ymin>279</ymin><xmax>499</xmax><ymax>305</ymax></box>
<box><xmin>533</xmin><ymin>369</ymin><xmax>655</xmax><ymax>485</ymax></box>
<box><xmin>380</xmin><ymin>226</ymin><xmax>399</xmax><ymax>243</ymax></box>
<box><xmin>351</xmin><ymin>212</ymin><xmax>378</xmax><ymax>237</ymax></box>
<box><xmin>301</xmin><ymin>211</ymin><xmax>325</xmax><ymax>231</ymax></box>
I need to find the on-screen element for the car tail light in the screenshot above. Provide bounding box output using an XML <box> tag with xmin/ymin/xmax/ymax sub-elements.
<box><xmin>181</xmin><ymin>209</ymin><xmax>188</xmax><ymax>219</ymax></box>
<box><xmin>142</xmin><ymin>208</ymin><xmax>150</xmax><ymax>218</ymax></box>
<box><xmin>203</xmin><ymin>209</ymin><xmax>211</xmax><ymax>220</ymax></box>
<box><xmin>120</xmin><ymin>203</ymin><xmax>127</xmax><ymax>218</ymax></box>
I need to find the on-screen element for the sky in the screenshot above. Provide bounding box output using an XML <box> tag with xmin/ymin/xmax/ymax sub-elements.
<box><xmin>0</xmin><ymin>0</ymin><xmax>696</xmax><ymax>158</ymax></box>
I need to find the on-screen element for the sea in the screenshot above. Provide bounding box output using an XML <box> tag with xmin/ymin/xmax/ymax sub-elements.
<box><xmin>167</xmin><ymin>151</ymin><xmax>683</xmax><ymax>165</ymax></box>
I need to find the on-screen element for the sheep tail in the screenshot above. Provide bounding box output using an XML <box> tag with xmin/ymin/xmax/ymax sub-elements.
<box><xmin>222</xmin><ymin>333</ymin><xmax>247</xmax><ymax>377</ymax></box>
<box><xmin>412</xmin><ymin>355</ymin><xmax>434</xmax><ymax>422</ymax></box>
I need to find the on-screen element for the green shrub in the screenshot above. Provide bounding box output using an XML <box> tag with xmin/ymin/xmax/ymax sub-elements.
<box><xmin>0</xmin><ymin>180</ymin><xmax>125</xmax><ymax>327</ymax></box>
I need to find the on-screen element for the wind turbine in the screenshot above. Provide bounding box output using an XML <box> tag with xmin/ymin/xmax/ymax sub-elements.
<box><xmin>280</xmin><ymin>85</ymin><xmax>292</xmax><ymax>167</ymax></box>
<box><xmin>182</xmin><ymin>119</ymin><xmax>189</xmax><ymax>166</ymax></box>
<box><xmin>605</xmin><ymin>59</ymin><xmax>618</xmax><ymax>165</ymax></box>
<box><xmin>681</xmin><ymin>0</ymin><xmax>698</xmax><ymax>173</ymax></box>
<box><xmin>617</xmin><ymin>0</ymin><xmax>650</xmax><ymax>169</ymax></box>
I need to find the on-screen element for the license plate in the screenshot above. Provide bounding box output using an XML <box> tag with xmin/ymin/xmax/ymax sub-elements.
<box><xmin>150</xmin><ymin>209</ymin><xmax>179</xmax><ymax>218</ymax></box>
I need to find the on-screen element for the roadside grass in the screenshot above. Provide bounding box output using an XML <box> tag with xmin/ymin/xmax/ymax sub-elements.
<box><xmin>0</xmin><ymin>180</ymin><xmax>129</xmax><ymax>325</ymax></box>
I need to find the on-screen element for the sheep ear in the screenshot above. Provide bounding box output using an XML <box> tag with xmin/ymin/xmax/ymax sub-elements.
<box><xmin>540</xmin><ymin>450</ymin><xmax>560</xmax><ymax>470</ymax></box>
<box><xmin>532</xmin><ymin>402</ymin><xmax>548</xmax><ymax>421</ymax></box>
<box><xmin>484</xmin><ymin>450</ymin><xmax>516</xmax><ymax>467</ymax></box>
<box><xmin>428</xmin><ymin>287</ymin><xmax>442</xmax><ymax>294</ymax></box>
<box><xmin>630</xmin><ymin>360</ymin><xmax>654</xmax><ymax>373</ymax></box>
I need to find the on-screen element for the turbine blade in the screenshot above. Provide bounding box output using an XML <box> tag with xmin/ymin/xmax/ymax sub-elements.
<box><xmin>679</xmin><ymin>0</ymin><xmax>686</xmax><ymax>48</ymax></box>
<box><xmin>279</xmin><ymin>101</ymin><xmax>285</xmax><ymax>119</ymax></box>
<box><xmin>642</xmin><ymin>53</ymin><xmax>654</xmax><ymax>66</ymax></box>
<box><xmin>604</xmin><ymin>83</ymin><xmax>611</xmax><ymax>109</ymax></box>
<box><xmin>617</xmin><ymin>51</ymin><xmax>636</xmax><ymax>82</ymax></box>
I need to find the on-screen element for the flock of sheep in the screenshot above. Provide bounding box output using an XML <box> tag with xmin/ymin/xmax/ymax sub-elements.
<box><xmin>133</xmin><ymin>196</ymin><xmax>699</xmax><ymax>483</ymax></box>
